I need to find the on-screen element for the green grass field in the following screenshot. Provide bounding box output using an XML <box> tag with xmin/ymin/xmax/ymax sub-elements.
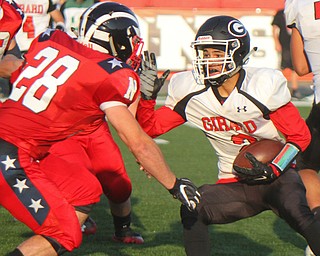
<box><xmin>0</xmin><ymin>105</ymin><xmax>313</xmax><ymax>255</ymax></box>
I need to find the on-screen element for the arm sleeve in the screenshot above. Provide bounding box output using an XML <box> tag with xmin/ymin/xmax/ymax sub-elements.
<box><xmin>271</xmin><ymin>11</ymin><xmax>280</xmax><ymax>27</ymax></box>
<box><xmin>269</xmin><ymin>102</ymin><xmax>311</xmax><ymax>151</ymax></box>
<box><xmin>284</xmin><ymin>0</ymin><xmax>298</xmax><ymax>28</ymax></box>
<box><xmin>136</xmin><ymin>98</ymin><xmax>185</xmax><ymax>138</ymax></box>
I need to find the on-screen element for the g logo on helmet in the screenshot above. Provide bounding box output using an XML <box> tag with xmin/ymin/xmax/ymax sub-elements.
<box><xmin>228</xmin><ymin>20</ymin><xmax>247</xmax><ymax>38</ymax></box>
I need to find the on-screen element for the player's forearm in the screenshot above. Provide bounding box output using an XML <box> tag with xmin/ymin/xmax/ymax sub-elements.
<box><xmin>106</xmin><ymin>105</ymin><xmax>177</xmax><ymax>189</ymax></box>
<box><xmin>50</xmin><ymin>9</ymin><xmax>65</xmax><ymax>24</ymax></box>
<box><xmin>291</xmin><ymin>28</ymin><xmax>311</xmax><ymax>76</ymax></box>
<box><xmin>0</xmin><ymin>55</ymin><xmax>23</xmax><ymax>78</ymax></box>
<box><xmin>127</xmin><ymin>133</ymin><xmax>176</xmax><ymax>189</ymax></box>
<box><xmin>136</xmin><ymin>98</ymin><xmax>184</xmax><ymax>137</ymax></box>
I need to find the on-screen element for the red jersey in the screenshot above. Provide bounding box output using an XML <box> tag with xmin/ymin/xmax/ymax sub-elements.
<box><xmin>0</xmin><ymin>29</ymin><xmax>140</xmax><ymax>159</ymax></box>
<box><xmin>0</xmin><ymin>0</ymin><xmax>24</xmax><ymax>58</ymax></box>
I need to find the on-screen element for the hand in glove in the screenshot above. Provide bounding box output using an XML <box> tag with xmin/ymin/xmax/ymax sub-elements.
<box><xmin>168</xmin><ymin>178</ymin><xmax>201</xmax><ymax>211</ymax></box>
<box><xmin>55</xmin><ymin>22</ymin><xmax>66</xmax><ymax>32</ymax></box>
<box><xmin>140</xmin><ymin>51</ymin><xmax>170</xmax><ymax>100</ymax></box>
<box><xmin>233</xmin><ymin>152</ymin><xmax>281</xmax><ymax>185</ymax></box>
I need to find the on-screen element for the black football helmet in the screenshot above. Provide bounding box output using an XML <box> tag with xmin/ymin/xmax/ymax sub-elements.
<box><xmin>78</xmin><ymin>2</ymin><xmax>144</xmax><ymax>70</ymax></box>
<box><xmin>191</xmin><ymin>15</ymin><xmax>251</xmax><ymax>87</ymax></box>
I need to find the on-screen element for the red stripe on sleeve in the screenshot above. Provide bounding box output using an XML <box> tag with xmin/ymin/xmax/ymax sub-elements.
<box><xmin>315</xmin><ymin>1</ymin><xmax>320</xmax><ymax>20</ymax></box>
<box><xmin>269</xmin><ymin>102</ymin><xmax>311</xmax><ymax>151</ymax></box>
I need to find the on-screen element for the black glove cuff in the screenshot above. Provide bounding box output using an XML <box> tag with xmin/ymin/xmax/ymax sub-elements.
<box><xmin>168</xmin><ymin>178</ymin><xmax>178</xmax><ymax>195</ymax></box>
<box><xmin>141</xmin><ymin>92</ymin><xmax>154</xmax><ymax>100</ymax></box>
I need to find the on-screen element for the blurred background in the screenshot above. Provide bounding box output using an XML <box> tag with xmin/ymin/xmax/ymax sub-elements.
<box><xmin>95</xmin><ymin>0</ymin><xmax>313</xmax><ymax>99</ymax></box>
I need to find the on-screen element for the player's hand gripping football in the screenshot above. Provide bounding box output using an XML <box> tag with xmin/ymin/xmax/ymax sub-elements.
<box><xmin>168</xmin><ymin>178</ymin><xmax>201</xmax><ymax>211</ymax></box>
<box><xmin>140</xmin><ymin>51</ymin><xmax>170</xmax><ymax>100</ymax></box>
<box><xmin>233</xmin><ymin>152</ymin><xmax>281</xmax><ymax>185</ymax></box>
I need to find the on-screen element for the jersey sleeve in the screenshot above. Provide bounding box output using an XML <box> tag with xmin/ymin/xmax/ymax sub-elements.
<box><xmin>249</xmin><ymin>69</ymin><xmax>291</xmax><ymax>112</ymax></box>
<box><xmin>95</xmin><ymin>68</ymin><xmax>140</xmax><ymax>111</ymax></box>
<box><xmin>284</xmin><ymin>0</ymin><xmax>298</xmax><ymax>28</ymax></box>
<box><xmin>266</xmin><ymin>70</ymin><xmax>291</xmax><ymax>110</ymax></box>
<box><xmin>165</xmin><ymin>74</ymin><xmax>182</xmax><ymax>110</ymax></box>
<box><xmin>270</xmin><ymin>102</ymin><xmax>311</xmax><ymax>151</ymax></box>
<box><xmin>0</xmin><ymin>0</ymin><xmax>23</xmax><ymax>56</ymax></box>
<box><xmin>164</xmin><ymin>71</ymin><xmax>197</xmax><ymax>110</ymax></box>
<box><xmin>136</xmin><ymin>99</ymin><xmax>185</xmax><ymax>138</ymax></box>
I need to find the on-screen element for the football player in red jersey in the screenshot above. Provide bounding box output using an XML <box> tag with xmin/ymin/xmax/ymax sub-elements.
<box><xmin>136</xmin><ymin>16</ymin><xmax>320</xmax><ymax>255</ymax></box>
<box><xmin>0</xmin><ymin>2</ymin><xmax>200</xmax><ymax>255</ymax></box>
<box><xmin>0</xmin><ymin>0</ymin><xmax>140</xmax><ymax>243</ymax></box>
<box><xmin>41</xmin><ymin>1</ymin><xmax>182</xmax><ymax>245</ymax></box>
<box><xmin>0</xmin><ymin>0</ymin><xmax>24</xmax><ymax>78</ymax></box>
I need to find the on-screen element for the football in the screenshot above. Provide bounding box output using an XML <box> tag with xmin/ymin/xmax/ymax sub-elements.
<box><xmin>233</xmin><ymin>139</ymin><xmax>284</xmax><ymax>168</ymax></box>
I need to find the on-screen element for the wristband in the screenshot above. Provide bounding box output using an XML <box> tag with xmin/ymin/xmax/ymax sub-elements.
<box><xmin>271</xmin><ymin>142</ymin><xmax>299</xmax><ymax>172</ymax></box>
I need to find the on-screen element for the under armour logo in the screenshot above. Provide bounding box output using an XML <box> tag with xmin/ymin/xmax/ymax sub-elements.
<box><xmin>237</xmin><ymin>106</ymin><xmax>247</xmax><ymax>112</ymax></box>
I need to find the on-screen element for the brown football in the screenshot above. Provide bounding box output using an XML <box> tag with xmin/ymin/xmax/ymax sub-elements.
<box><xmin>233</xmin><ymin>139</ymin><xmax>284</xmax><ymax>168</ymax></box>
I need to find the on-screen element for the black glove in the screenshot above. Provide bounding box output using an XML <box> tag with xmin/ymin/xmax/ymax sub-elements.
<box><xmin>140</xmin><ymin>51</ymin><xmax>170</xmax><ymax>100</ymax></box>
<box><xmin>168</xmin><ymin>178</ymin><xmax>201</xmax><ymax>211</ymax></box>
<box><xmin>233</xmin><ymin>152</ymin><xmax>281</xmax><ymax>185</ymax></box>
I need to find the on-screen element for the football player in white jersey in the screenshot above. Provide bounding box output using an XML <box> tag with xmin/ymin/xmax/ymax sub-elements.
<box><xmin>285</xmin><ymin>1</ymin><xmax>320</xmax><ymax>255</ymax></box>
<box><xmin>14</xmin><ymin>0</ymin><xmax>65</xmax><ymax>53</ymax></box>
<box><xmin>136</xmin><ymin>15</ymin><xmax>320</xmax><ymax>255</ymax></box>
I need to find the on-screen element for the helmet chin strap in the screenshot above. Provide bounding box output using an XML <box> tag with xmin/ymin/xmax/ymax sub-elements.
<box><xmin>206</xmin><ymin>75</ymin><xmax>228</xmax><ymax>88</ymax></box>
<box><xmin>207</xmin><ymin>47</ymin><xmax>258</xmax><ymax>88</ymax></box>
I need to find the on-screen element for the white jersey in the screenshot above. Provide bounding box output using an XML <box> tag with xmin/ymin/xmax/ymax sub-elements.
<box><xmin>15</xmin><ymin>0</ymin><xmax>56</xmax><ymax>51</ymax></box>
<box><xmin>63</xmin><ymin>7</ymin><xmax>86</xmax><ymax>33</ymax></box>
<box><xmin>61</xmin><ymin>0</ymin><xmax>95</xmax><ymax>34</ymax></box>
<box><xmin>285</xmin><ymin>0</ymin><xmax>320</xmax><ymax>103</ymax></box>
<box><xmin>165</xmin><ymin>68</ymin><xmax>290</xmax><ymax>180</ymax></box>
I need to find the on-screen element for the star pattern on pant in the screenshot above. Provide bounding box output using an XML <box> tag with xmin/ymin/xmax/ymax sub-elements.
<box><xmin>1</xmin><ymin>153</ymin><xmax>49</xmax><ymax>222</ymax></box>
<box><xmin>13</xmin><ymin>178</ymin><xmax>29</xmax><ymax>193</ymax></box>
<box><xmin>1</xmin><ymin>155</ymin><xmax>16</xmax><ymax>170</ymax></box>
<box><xmin>29</xmin><ymin>199</ymin><xmax>45</xmax><ymax>213</ymax></box>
